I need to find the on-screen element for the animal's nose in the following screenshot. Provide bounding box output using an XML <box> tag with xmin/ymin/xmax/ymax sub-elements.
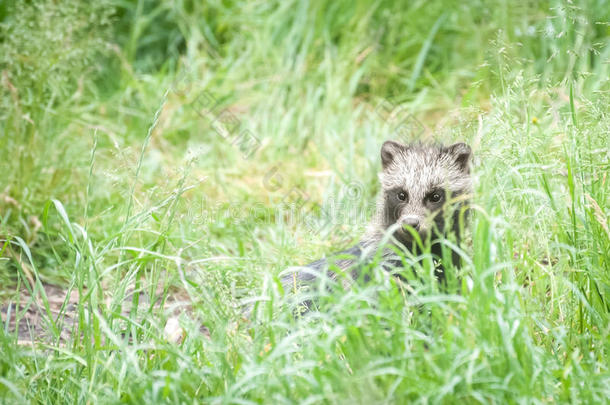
<box><xmin>402</xmin><ymin>218</ymin><xmax>420</xmax><ymax>231</ymax></box>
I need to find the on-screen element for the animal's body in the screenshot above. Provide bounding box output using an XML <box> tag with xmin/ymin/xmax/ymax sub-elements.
<box><xmin>281</xmin><ymin>140</ymin><xmax>473</xmax><ymax>294</ymax></box>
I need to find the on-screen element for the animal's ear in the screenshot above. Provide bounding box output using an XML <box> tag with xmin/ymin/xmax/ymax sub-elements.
<box><xmin>381</xmin><ymin>140</ymin><xmax>406</xmax><ymax>170</ymax></box>
<box><xmin>445</xmin><ymin>142</ymin><xmax>472</xmax><ymax>172</ymax></box>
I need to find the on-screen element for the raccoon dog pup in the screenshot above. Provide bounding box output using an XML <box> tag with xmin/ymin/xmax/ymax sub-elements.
<box><xmin>281</xmin><ymin>140</ymin><xmax>473</xmax><ymax>296</ymax></box>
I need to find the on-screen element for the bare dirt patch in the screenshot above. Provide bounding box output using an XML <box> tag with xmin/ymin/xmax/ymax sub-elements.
<box><xmin>1</xmin><ymin>282</ymin><xmax>199</xmax><ymax>345</ymax></box>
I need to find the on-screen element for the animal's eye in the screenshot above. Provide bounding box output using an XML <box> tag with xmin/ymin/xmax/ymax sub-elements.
<box><xmin>428</xmin><ymin>191</ymin><xmax>443</xmax><ymax>203</ymax></box>
<box><xmin>397</xmin><ymin>191</ymin><xmax>407</xmax><ymax>202</ymax></box>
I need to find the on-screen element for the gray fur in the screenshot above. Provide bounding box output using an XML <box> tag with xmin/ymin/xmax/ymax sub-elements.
<box><xmin>281</xmin><ymin>141</ymin><xmax>473</xmax><ymax>295</ymax></box>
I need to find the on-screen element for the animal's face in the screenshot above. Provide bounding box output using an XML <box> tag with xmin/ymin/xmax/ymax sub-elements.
<box><xmin>379</xmin><ymin>141</ymin><xmax>472</xmax><ymax>244</ymax></box>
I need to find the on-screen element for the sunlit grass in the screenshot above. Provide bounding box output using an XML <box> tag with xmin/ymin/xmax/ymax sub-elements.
<box><xmin>0</xmin><ymin>0</ymin><xmax>609</xmax><ymax>403</ymax></box>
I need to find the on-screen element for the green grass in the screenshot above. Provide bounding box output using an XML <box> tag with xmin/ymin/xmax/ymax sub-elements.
<box><xmin>1</xmin><ymin>0</ymin><xmax>609</xmax><ymax>403</ymax></box>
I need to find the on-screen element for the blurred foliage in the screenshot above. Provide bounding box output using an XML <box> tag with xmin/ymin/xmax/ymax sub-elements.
<box><xmin>0</xmin><ymin>1</ymin><xmax>609</xmax><ymax>401</ymax></box>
